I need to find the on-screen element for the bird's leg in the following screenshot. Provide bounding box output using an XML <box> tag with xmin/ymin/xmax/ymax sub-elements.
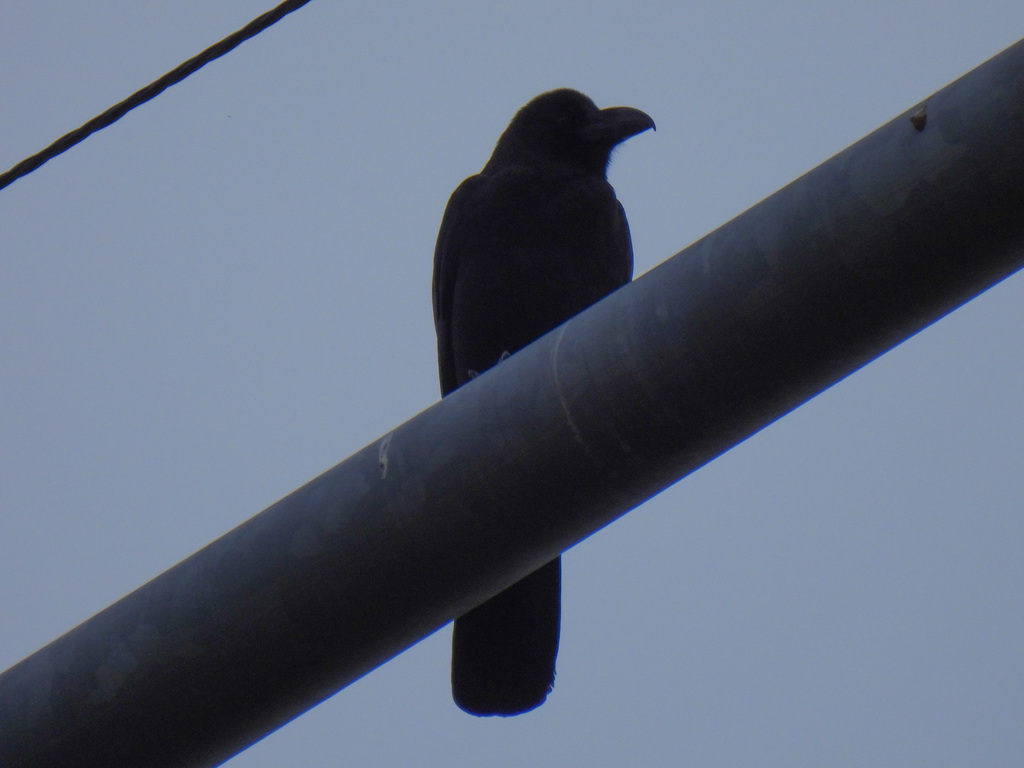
<box><xmin>467</xmin><ymin>351</ymin><xmax>511</xmax><ymax>381</ymax></box>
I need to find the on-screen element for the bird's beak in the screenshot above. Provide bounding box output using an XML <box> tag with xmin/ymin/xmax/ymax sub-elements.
<box><xmin>584</xmin><ymin>106</ymin><xmax>656</xmax><ymax>146</ymax></box>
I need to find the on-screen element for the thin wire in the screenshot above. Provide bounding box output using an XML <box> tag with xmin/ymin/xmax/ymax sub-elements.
<box><xmin>0</xmin><ymin>0</ymin><xmax>314</xmax><ymax>192</ymax></box>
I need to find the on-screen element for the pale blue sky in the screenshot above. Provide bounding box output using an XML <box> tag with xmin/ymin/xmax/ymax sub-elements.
<box><xmin>3</xmin><ymin>3</ymin><xmax>1024</xmax><ymax>765</ymax></box>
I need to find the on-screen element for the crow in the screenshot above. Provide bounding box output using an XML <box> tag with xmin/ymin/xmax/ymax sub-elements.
<box><xmin>432</xmin><ymin>88</ymin><xmax>654</xmax><ymax>716</ymax></box>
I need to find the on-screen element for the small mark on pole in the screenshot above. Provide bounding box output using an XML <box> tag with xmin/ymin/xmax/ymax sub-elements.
<box><xmin>910</xmin><ymin>105</ymin><xmax>928</xmax><ymax>131</ymax></box>
<box><xmin>378</xmin><ymin>432</ymin><xmax>394</xmax><ymax>479</ymax></box>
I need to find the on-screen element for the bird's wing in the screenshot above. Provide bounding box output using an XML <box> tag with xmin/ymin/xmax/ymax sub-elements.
<box><xmin>432</xmin><ymin>174</ymin><xmax>484</xmax><ymax>396</ymax></box>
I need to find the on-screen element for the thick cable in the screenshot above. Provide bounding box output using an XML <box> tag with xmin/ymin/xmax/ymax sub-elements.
<box><xmin>0</xmin><ymin>0</ymin><xmax>313</xmax><ymax>192</ymax></box>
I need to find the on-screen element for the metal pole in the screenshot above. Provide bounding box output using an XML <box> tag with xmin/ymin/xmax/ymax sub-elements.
<box><xmin>3</xmin><ymin>38</ymin><xmax>1024</xmax><ymax>768</ymax></box>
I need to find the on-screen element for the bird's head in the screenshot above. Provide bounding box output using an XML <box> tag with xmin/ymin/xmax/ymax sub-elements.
<box><xmin>484</xmin><ymin>89</ymin><xmax>655</xmax><ymax>176</ymax></box>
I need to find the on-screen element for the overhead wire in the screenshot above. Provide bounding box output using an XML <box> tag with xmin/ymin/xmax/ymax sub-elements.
<box><xmin>0</xmin><ymin>0</ymin><xmax>314</xmax><ymax>192</ymax></box>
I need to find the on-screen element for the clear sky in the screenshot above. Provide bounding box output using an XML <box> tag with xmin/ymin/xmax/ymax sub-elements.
<box><xmin>2</xmin><ymin>2</ymin><xmax>1024</xmax><ymax>766</ymax></box>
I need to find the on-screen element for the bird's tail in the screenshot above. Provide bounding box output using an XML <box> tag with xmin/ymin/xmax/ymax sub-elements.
<box><xmin>451</xmin><ymin>557</ymin><xmax>561</xmax><ymax>716</ymax></box>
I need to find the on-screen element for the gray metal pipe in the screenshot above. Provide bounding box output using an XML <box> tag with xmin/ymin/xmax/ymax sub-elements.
<box><xmin>3</xmin><ymin>38</ymin><xmax>1024</xmax><ymax>768</ymax></box>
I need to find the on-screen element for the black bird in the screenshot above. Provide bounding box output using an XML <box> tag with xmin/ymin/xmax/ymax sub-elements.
<box><xmin>432</xmin><ymin>88</ymin><xmax>654</xmax><ymax>716</ymax></box>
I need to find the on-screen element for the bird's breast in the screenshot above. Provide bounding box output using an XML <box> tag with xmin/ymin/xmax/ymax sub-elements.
<box><xmin>447</xmin><ymin>170</ymin><xmax>630</xmax><ymax>381</ymax></box>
